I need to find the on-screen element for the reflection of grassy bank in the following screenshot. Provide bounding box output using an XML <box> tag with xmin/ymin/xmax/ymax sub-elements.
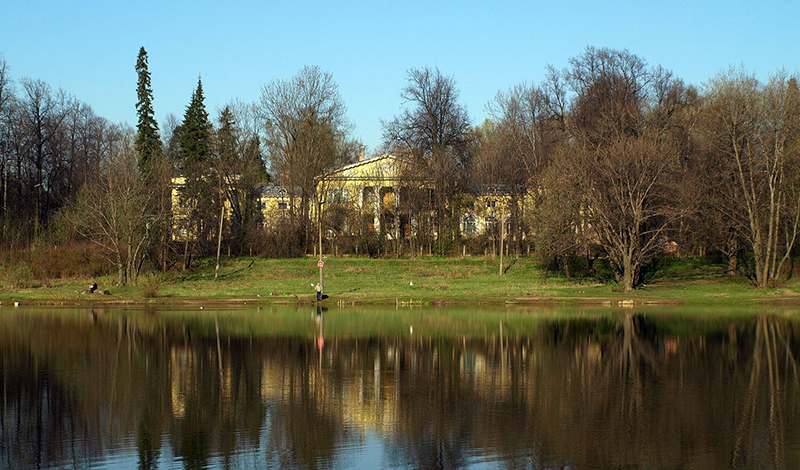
<box><xmin>2</xmin><ymin>256</ymin><xmax>799</xmax><ymax>306</ymax></box>
<box><xmin>0</xmin><ymin>305</ymin><xmax>554</xmax><ymax>339</ymax></box>
<box><xmin>3</xmin><ymin>304</ymin><xmax>794</xmax><ymax>341</ymax></box>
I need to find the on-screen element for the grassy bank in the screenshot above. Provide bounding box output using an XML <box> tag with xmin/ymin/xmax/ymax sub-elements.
<box><xmin>1</xmin><ymin>255</ymin><xmax>799</xmax><ymax>306</ymax></box>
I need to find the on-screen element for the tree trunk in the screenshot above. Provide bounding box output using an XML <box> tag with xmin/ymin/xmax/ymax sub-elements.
<box><xmin>622</xmin><ymin>255</ymin><xmax>635</xmax><ymax>292</ymax></box>
<box><xmin>726</xmin><ymin>235</ymin><xmax>739</xmax><ymax>276</ymax></box>
<box><xmin>183</xmin><ymin>235</ymin><xmax>190</xmax><ymax>271</ymax></box>
<box><xmin>215</xmin><ymin>203</ymin><xmax>224</xmax><ymax>280</ymax></box>
<box><xmin>727</xmin><ymin>254</ymin><xmax>738</xmax><ymax>276</ymax></box>
<box><xmin>117</xmin><ymin>262</ymin><xmax>125</xmax><ymax>287</ymax></box>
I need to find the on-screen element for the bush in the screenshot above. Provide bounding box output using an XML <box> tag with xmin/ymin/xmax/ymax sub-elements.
<box><xmin>7</xmin><ymin>265</ymin><xmax>35</xmax><ymax>289</ymax></box>
<box><xmin>565</xmin><ymin>254</ymin><xmax>590</xmax><ymax>278</ymax></box>
<box><xmin>591</xmin><ymin>257</ymin><xmax>617</xmax><ymax>282</ymax></box>
<box><xmin>253</xmin><ymin>225</ymin><xmax>306</xmax><ymax>258</ymax></box>
<box><xmin>6</xmin><ymin>265</ymin><xmax>33</xmax><ymax>288</ymax></box>
<box><xmin>20</xmin><ymin>242</ymin><xmax>109</xmax><ymax>279</ymax></box>
<box><xmin>139</xmin><ymin>274</ymin><xmax>162</xmax><ymax>298</ymax></box>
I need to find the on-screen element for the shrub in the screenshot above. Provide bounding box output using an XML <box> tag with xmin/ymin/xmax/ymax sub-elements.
<box><xmin>565</xmin><ymin>254</ymin><xmax>590</xmax><ymax>278</ymax></box>
<box><xmin>8</xmin><ymin>265</ymin><xmax>35</xmax><ymax>289</ymax></box>
<box><xmin>139</xmin><ymin>274</ymin><xmax>162</xmax><ymax>298</ymax></box>
<box><xmin>15</xmin><ymin>242</ymin><xmax>110</xmax><ymax>279</ymax></box>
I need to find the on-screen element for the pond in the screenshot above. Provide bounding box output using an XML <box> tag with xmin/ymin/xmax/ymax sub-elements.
<box><xmin>2</xmin><ymin>304</ymin><xmax>800</xmax><ymax>469</ymax></box>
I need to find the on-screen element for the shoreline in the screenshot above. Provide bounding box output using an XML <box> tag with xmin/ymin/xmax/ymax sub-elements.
<box><xmin>5</xmin><ymin>293</ymin><xmax>800</xmax><ymax>309</ymax></box>
<box><xmin>3</xmin><ymin>257</ymin><xmax>800</xmax><ymax>310</ymax></box>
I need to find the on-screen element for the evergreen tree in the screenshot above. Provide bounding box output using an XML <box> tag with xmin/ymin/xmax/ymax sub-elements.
<box><xmin>214</xmin><ymin>106</ymin><xmax>267</xmax><ymax>254</ymax></box>
<box><xmin>179</xmin><ymin>77</ymin><xmax>215</xmax><ymax>255</ymax></box>
<box><xmin>135</xmin><ymin>47</ymin><xmax>161</xmax><ymax>175</ymax></box>
<box><xmin>134</xmin><ymin>47</ymin><xmax>171</xmax><ymax>272</ymax></box>
<box><xmin>180</xmin><ymin>77</ymin><xmax>210</xmax><ymax>172</ymax></box>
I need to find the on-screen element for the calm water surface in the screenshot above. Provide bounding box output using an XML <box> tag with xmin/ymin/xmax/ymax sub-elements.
<box><xmin>2</xmin><ymin>304</ymin><xmax>800</xmax><ymax>469</ymax></box>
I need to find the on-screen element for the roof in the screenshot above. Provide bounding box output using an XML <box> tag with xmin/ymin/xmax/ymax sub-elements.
<box><xmin>320</xmin><ymin>154</ymin><xmax>419</xmax><ymax>182</ymax></box>
<box><xmin>258</xmin><ymin>185</ymin><xmax>300</xmax><ymax>198</ymax></box>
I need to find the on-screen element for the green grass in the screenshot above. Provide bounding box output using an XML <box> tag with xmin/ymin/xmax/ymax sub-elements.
<box><xmin>1</xmin><ymin>255</ymin><xmax>799</xmax><ymax>306</ymax></box>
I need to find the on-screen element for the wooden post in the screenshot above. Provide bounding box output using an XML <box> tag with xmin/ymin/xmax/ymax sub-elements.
<box><xmin>499</xmin><ymin>204</ymin><xmax>504</xmax><ymax>276</ymax></box>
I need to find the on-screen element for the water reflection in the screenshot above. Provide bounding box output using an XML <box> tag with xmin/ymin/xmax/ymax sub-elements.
<box><xmin>2</xmin><ymin>306</ymin><xmax>800</xmax><ymax>469</ymax></box>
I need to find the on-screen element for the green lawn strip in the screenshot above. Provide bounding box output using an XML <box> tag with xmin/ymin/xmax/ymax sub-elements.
<box><xmin>2</xmin><ymin>256</ymin><xmax>800</xmax><ymax>306</ymax></box>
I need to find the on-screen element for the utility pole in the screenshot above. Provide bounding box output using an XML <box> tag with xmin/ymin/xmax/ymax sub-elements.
<box><xmin>488</xmin><ymin>185</ymin><xmax>504</xmax><ymax>276</ymax></box>
<box><xmin>499</xmin><ymin>201</ymin><xmax>504</xmax><ymax>276</ymax></box>
<box><xmin>318</xmin><ymin>200</ymin><xmax>324</xmax><ymax>290</ymax></box>
<box><xmin>214</xmin><ymin>181</ymin><xmax>225</xmax><ymax>280</ymax></box>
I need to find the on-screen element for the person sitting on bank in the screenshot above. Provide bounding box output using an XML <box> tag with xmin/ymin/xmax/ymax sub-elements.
<box><xmin>88</xmin><ymin>282</ymin><xmax>98</xmax><ymax>294</ymax></box>
<box><xmin>315</xmin><ymin>282</ymin><xmax>323</xmax><ymax>301</ymax></box>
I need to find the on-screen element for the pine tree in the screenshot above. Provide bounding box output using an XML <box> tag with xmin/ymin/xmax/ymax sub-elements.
<box><xmin>179</xmin><ymin>77</ymin><xmax>215</xmax><ymax>253</ymax></box>
<box><xmin>135</xmin><ymin>47</ymin><xmax>160</xmax><ymax>175</ymax></box>
<box><xmin>214</xmin><ymin>106</ymin><xmax>267</xmax><ymax>253</ymax></box>
<box><xmin>180</xmin><ymin>77</ymin><xmax>211</xmax><ymax>173</ymax></box>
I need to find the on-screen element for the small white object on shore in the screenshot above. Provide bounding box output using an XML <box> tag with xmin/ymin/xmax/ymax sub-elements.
<box><xmin>14</xmin><ymin>301</ymin><xmax>20</xmax><ymax>307</ymax></box>
<box><xmin>409</xmin><ymin>281</ymin><xmax>414</xmax><ymax>286</ymax></box>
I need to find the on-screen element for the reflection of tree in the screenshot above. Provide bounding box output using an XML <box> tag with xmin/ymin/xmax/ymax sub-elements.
<box><xmin>3</xmin><ymin>310</ymin><xmax>800</xmax><ymax>468</ymax></box>
<box><xmin>386</xmin><ymin>339</ymin><xmax>471</xmax><ymax>469</ymax></box>
<box><xmin>613</xmin><ymin>313</ymin><xmax>657</xmax><ymax>425</ymax></box>
<box><xmin>260</xmin><ymin>338</ymin><xmax>342</xmax><ymax>469</ymax></box>
<box><xmin>731</xmin><ymin>316</ymin><xmax>800</xmax><ymax>469</ymax></box>
<box><xmin>137</xmin><ymin>416</ymin><xmax>159</xmax><ymax>470</ymax></box>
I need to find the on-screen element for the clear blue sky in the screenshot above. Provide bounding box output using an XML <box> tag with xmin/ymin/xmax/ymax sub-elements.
<box><xmin>2</xmin><ymin>1</ymin><xmax>798</xmax><ymax>153</ymax></box>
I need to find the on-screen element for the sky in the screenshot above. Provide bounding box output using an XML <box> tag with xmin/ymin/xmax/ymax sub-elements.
<box><xmin>1</xmin><ymin>1</ymin><xmax>799</xmax><ymax>154</ymax></box>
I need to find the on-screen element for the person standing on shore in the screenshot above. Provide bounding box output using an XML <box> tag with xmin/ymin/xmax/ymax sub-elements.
<box><xmin>315</xmin><ymin>282</ymin><xmax>322</xmax><ymax>301</ymax></box>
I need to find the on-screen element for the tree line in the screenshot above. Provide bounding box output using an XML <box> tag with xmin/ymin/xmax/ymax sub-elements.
<box><xmin>0</xmin><ymin>46</ymin><xmax>798</xmax><ymax>290</ymax></box>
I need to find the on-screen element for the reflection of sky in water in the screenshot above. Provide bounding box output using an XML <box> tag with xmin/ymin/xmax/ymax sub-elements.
<box><xmin>44</xmin><ymin>429</ymin><xmax>406</xmax><ymax>468</ymax></box>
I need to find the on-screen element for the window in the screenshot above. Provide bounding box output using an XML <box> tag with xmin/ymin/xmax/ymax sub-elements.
<box><xmin>485</xmin><ymin>215</ymin><xmax>498</xmax><ymax>232</ymax></box>
<box><xmin>463</xmin><ymin>214</ymin><xmax>477</xmax><ymax>235</ymax></box>
<box><xmin>277</xmin><ymin>201</ymin><xmax>288</xmax><ymax>210</ymax></box>
<box><xmin>327</xmin><ymin>188</ymin><xmax>350</xmax><ymax>204</ymax></box>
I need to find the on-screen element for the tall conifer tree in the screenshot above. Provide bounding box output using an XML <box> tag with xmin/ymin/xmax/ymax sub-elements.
<box><xmin>179</xmin><ymin>77</ymin><xmax>215</xmax><ymax>253</ymax></box>
<box><xmin>135</xmin><ymin>47</ymin><xmax>160</xmax><ymax>175</ymax></box>
<box><xmin>180</xmin><ymin>77</ymin><xmax>210</xmax><ymax>172</ymax></box>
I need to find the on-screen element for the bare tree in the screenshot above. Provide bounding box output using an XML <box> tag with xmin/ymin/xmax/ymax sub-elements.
<box><xmin>700</xmin><ymin>69</ymin><xmax>800</xmax><ymax>286</ymax></box>
<box><xmin>481</xmin><ymin>82</ymin><xmax>566</xmax><ymax>253</ymax></box>
<box><xmin>70</xmin><ymin>128</ymin><xmax>168</xmax><ymax>285</ymax></box>
<box><xmin>486</xmin><ymin>83</ymin><xmax>558</xmax><ymax>183</ymax></box>
<box><xmin>544</xmin><ymin>48</ymin><xmax>690</xmax><ymax>290</ymax></box>
<box><xmin>531</xmin><ymin>147</ymin><xmax>589</xmax><ymax>279</ymax></box>
<box><xmin>0</xmin><ymin>56</ymin><xmax>13</xmax><ymax>244</ymax></box>
<box><xmin>259</xmin><ymin>66</ymin><xmax>351</xmax><ymax>252</ymax></box>
<box><xmin>214</xmin><ymin>105</ymin><xmax>267</xmax><ymax>255</ymax></box>
<box><xmin>383</xmin><ymin>67</ymin><xmax>472</xmax><ymax>255</ymax></box>
<box><xmin>571</xmin><ymin>135</ymin><xmax>681</xmax><ymax>289</ymax></box>
<box><xmin>15</xmin><ymin>79</ymin><xmax>78</xmax><ymax>240</ymax></box>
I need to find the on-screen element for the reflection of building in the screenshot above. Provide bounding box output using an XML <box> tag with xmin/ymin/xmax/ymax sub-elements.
<box><xmin>170</xmin><ymin>345</ymin><xmax>194</xmax><ymax>419</ymax></box>
<box><xmin>259</xmin><ymin>343</ymin><xmax>404</xmax><ymax>436</ymax></box>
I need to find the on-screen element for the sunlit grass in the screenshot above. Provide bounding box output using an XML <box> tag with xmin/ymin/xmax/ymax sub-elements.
<box><xmin>2</xmin><ymin>255</ymin><xmax>800</xmax><ymax>306</ymax></box>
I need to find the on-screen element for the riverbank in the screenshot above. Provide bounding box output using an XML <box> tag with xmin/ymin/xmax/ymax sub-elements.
<box><xmin>2</xmin><ymin>256</ymin><xmax>799</xmax><ymax>307</ymax></box>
